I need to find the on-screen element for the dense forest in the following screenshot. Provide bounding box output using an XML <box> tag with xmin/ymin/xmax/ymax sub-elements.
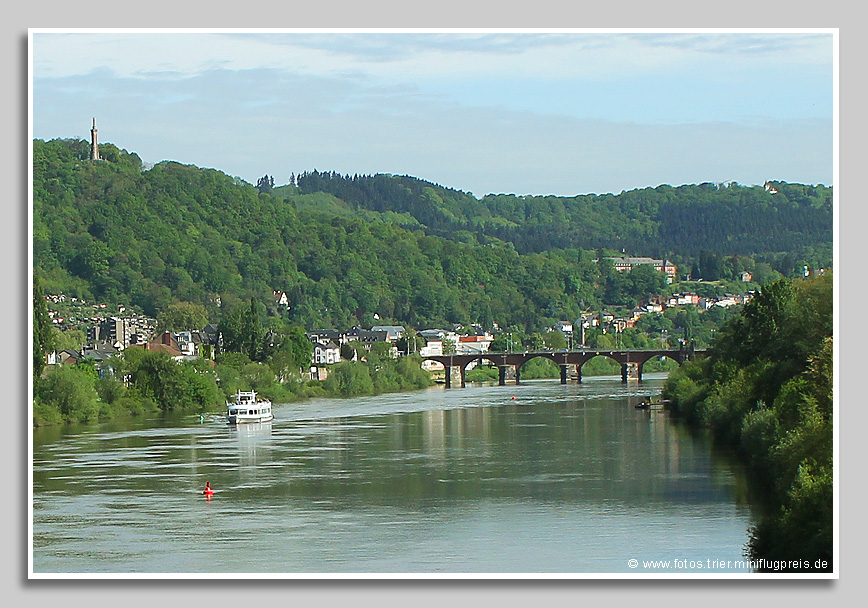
<box><xmin>663</xmin><ymin>274</ymin><xmax>833</xmax><ymax>571</ymax></box>
<box><xmin>291</xmin><ymin>170</ymin><xmax>831</xmax><ymax>266</ymax></box>
<box><xmin>33</xmin><ymin>138</ymin><xmax>832</xmax><ymax>335</ymax></box>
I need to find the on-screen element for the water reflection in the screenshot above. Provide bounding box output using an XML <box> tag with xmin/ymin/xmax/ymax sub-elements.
<box><xmin>227</xmin><ymin>421</ymin><xmax>273</xmax><ymax>466</ymax></box>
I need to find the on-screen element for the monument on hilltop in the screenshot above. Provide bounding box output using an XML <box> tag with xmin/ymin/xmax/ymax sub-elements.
<box><xmin>90</xmin><ymin>118</ymin><xmax>100</xmax><ymax>161</ymax></box>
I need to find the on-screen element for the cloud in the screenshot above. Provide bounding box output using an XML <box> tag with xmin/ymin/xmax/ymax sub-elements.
<box><xmin>31</xmin><ymin>31</ymin><xmax>833</xmax><ymax>196</ymax></box>
<box><xmin>33</xmin><ymin>31</ymin><xmax>832</xmax><ymax>81</ymax></box>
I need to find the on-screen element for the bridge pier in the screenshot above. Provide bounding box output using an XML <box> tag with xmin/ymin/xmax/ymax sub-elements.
<box><xmin>559</xmin><ymin>364</ymin><xmax>569</xmax><ymax>384</ymax></box>
<box><xmin>444</xmin><ymin>365</ymin><xmax>466</xmax><ymax>388</ymax></box>
<box><xmin>621</xmin><ymin>362</ymin><xmax>641</xmax><ymax>383</ymax></box>
<box><xmin>498</xmin><ymin>365</ymin><xmax>508</xmax><ymax>386</ymax></box>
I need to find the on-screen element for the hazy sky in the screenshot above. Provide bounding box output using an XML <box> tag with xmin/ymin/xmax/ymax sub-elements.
<box><xmin>30</xmin><ymin>30</ymin><xmax>835</xmax><ymax>197</ymax></box>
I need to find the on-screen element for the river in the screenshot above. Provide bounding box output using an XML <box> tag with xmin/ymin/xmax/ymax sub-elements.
<box><xmin>31</xmin><ymin>374</ymin><xmax>758</xmax><ymax>576</ymax></box>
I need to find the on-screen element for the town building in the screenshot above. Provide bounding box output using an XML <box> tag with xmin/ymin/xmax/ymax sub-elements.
<box><xmin>88</xmin><ymin>316</ymin><xmax>152</xmax><ymax>349</ymax></box>
<box><xmin>605</xmin><ymin>256</ymin><xmax>678</xmax><ymax>283</ymax></box>
<box><xmin>456</xmin><ymin>335</ymin><xmax>492</xmax><ymax>355</ymax></box>
<box><xmin>313</xmin><ymin>341</ymin><xmax>341</xmax><ymax>365</ymax></box>
<box><xmin>370</xmin><ymin>326</ymin><xmax>405</xmax><ymax>342</ymax></box>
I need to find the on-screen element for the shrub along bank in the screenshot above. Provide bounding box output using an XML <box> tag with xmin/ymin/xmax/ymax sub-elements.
<box><xmin>34</xmin><ymin>350</ymin><xmax>435</xmax><ymax>427</ymax></box>
<box><xmin>662</xmin><ymin>274</ymin><xmax>833</xmax><ymax>572</ymax></box>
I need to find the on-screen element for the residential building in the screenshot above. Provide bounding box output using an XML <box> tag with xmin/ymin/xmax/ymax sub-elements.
<box><xmin>313</xmin><ymin>341</ymin><xmax>341</xmax><ymax>365</ymax></box>
<box><xmin>344</xmin><ymin>327</ymin><xmax>390</xmax><ymax>345</ymax></box>
<box><xmin>418</xmin><ymin>340</ymin><xmax>444</xmax><ymax>372</ymax></box>
<box><xmin>667</xmin><ymin>293</ymin><xmax>700</xmax><ymax>307</ymax></box>
<box><xmin>370</xmin><ymin>326</ymin><xmax>405</xmax><ymax>342</ymax></box>
<box><xmin>88</xmin><ymin>316</ymin><xmax>152</xmax><ymax>349</ymax></box>
<box><xmin>715</xmin><ymin>296</ymin><xmax>741</xmax><ymax>308</ymax></box>
<box><xmin>605</xmin><ymin>256</ymin><xmax>678</xmax><ymax>283</ymax></box>
<box><xmin>554</xmin><ymin>321</ymin><xmax>573</xmax><ymax>334</ymax></box>
<box><xmin>273</xmin><ymin>290</ymin><xmax>289</xmax><ymax>306</ymax></box>
<box><xmin>418</xmin><ymin>340</ymin><xmax>443</xmax><ymax>357</ymax></box>
<box><xmin>47</xmin><ymin>349</ymin><xmax>82</xmax><ymax>366</ymax></box>
<box><xmin>456</xmin><ymin>335</ymin><xmax>492</xmax><ymax>355</ymax></box>
<box><xmin>128</xmin><ymin>332</ymin><xmax>185</xmax><ymax>360</ymax></box>
<box><xmin>307</xmin><ymin>329</ymin><xmax>344</xmax><ymax>345</ymax></box>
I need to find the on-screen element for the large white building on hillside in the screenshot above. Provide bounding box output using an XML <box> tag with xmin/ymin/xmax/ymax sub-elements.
<box><xmin>605</xmin><ymin>256</ymin><xmax>677</xmax><ymax>283</ymax></box>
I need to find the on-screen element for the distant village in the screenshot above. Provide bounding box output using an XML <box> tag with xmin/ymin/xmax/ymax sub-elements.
<box><xmin>43</xmin><ymin>254</ymin><xmax>757</xmax><ymax>380</ymax></box>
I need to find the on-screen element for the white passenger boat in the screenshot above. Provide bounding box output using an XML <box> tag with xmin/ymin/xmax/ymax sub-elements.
<box><xmin>226</xmin><ymin>390</ymin><xmax>273</xmax><ymax>424</ymax></box>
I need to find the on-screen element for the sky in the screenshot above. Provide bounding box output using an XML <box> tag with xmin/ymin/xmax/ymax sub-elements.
<box><xmin>30</xmin><ymin>30</ymin><xmax>835</xmax><ymax>197</ymax></box>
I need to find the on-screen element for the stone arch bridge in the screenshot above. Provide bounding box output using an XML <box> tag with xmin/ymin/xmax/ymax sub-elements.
<box><xmin>422</xmin><ymin>345</ymin><xmax>706</xmax><ymax>388</ymax></box>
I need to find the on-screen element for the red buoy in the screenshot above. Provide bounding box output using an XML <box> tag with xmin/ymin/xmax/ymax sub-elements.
<box><xmin>203</xmin><ymin>482</ymin><xmax>214</xmax><ymax>496</ymax></box>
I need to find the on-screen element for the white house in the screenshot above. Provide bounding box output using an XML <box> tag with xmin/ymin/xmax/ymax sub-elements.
<box><xmin>313</xmin><ymin>341</ymin><xmax>341</xmax><ymax>365</ymax></box>
<box><xmin>714</xmin><ymin>297</ymin><xmax>740</xmax><ymax>308</ymax></box>
<box><xmin>273</xmin><ymin>290</ymin><xmax>290</xmax><ymax>306</ymax></box>
<box><xmin>419</xmin><ymin>340</ymin><xmax>443</xmax><ymax>357</ymax></box>
<box><xmin>456</xmin><ymin>335</ymin><xmax>492</xmax><ymax>355</ymax></box>
<box><xmin>554</xmin><ymin>321</ymin><xmax>573</xmax><ymax>334</ymax></box>
<box><xmin>419</xmin><ymin>329</ymin><xmax>459</xmax><ymax>351</ymax></box>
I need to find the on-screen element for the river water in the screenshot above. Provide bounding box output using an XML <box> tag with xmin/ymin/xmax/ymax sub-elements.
<box><xmin>31</xmin><ymin>374</ymin><xmax>757</xmax><ymax>575</ymax></box>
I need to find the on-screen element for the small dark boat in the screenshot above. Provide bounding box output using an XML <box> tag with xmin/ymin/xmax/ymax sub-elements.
<box><xmin>635</xmin><ymin>398</ymin><xmax>669</xmax><ymax>410</ymax></box>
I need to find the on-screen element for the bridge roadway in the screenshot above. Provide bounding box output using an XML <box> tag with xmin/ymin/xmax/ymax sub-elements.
<box><xmin>421</xmin><ymin>346</ymin><xmax>707</xmax><ymax>388</ymax></box>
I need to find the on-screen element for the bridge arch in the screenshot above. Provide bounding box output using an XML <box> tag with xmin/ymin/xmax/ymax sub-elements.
<box><xmin>514</xmin><ymin>353</ymin><xmax>565</xmax><ymax>383</ymax></box>
<box><xmin>576</xmin><ymin>352</ymin><xmax>624</xmax><ymax>379</ymax></box>
<box><xmin>419</xmin><ymin>346</ymin><xmax>705</xmax><ymax>387</ymax></box>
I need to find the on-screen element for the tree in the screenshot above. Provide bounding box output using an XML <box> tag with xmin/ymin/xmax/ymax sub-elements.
<box><xmin>33</xmin><ymin>276</ymin><xmax>55</xmax><ymax>379</ymax></box>
<box><xmin>219</xmin><ymin>298</ymin><xmax>266</xmax><ymax>360</ymax></box>
<box><xmin>397</xmin><ymin>330</ymin><xmax>424</xmax><ymax>355</ymax></box>
<box><xmin>663</xmin><ymin>273</ymin><xmax>833</xmax><ymax>570</ymax></box>
<box><xmin>628</xmin><ymin>263</ymin><xmax>667</xmax><ymax>299</ymax></box>
<box><xmin>155</xmin><ymin>301</ymin><xmax>209</xmax><ymax>333</ymax></box>
<box><xmin>368</xmin><ymin>341</ymin><xmax>395</xmax><ymax>361</ymax></box>
<box><xmin>543</xmin><ymin>330</ymin><xmax>568</xmax><ymax>350</ymax></box>
<box><xmin>35</xmin><ymin>365</ymin><xmax>100</xmax><ymax>423</ymax></box>
<box><xmin>256</xmin><ymin>174</ymin><xmax>274</xmax><ymax>194</ymax></box>
<box><xmin>32</xmin><ymin>137</ymin><xmax>832</xmax><ymax>337</ymax></box>
<box><xmin>124</xmin><ymin>348</ymin><xmax>218</xmax><ymax>411</ymax></box>
<box><xmin>340</xmin><ymin>342</ymin><xmax>357</xmax><ymax>362</ymax></box>
<box><xmin>489</xmin><ymin>336</ymin><xmax>509</xmax><ymax>352</ymax></box>
<box><xmin>525</xmin><ymin>332</ymin><xmax>547</xmax><ymax>350</ymax></box>
<box><xmin>264</xmin><ymin>324</ymin><xmax>313</xmax><ymax>381</ymax></box>
<box><xmin>322</xmin><ymin>361</ymin><xmax>374</xmax><ymax>396</ymax></box>
<box><xmin>50</xmin><ymin>327</ymin><xmax>87</xmax><ymax>353</ymax></box>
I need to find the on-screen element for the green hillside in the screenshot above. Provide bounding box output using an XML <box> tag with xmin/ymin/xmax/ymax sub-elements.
<box><xmin>33</xmin><ymin>138</ymin><xmax>833</xmax><ymax>332</ymax></box>
<box><xmin>290</xmin><ymin>170</ymin><xmax>832</xmax><ymax>261</ymax></box>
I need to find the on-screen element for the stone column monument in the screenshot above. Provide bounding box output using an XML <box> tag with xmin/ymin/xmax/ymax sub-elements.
<box><xmin>90</xmin><ymin>118</ymin><xmax>100</xmax><ymax>161</ymax></box>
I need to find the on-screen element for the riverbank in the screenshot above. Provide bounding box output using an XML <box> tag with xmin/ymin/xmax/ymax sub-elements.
<box><xmin>32</xmin><ymin>353</ymin><xmax>436</xmax><ymax>428</ymax></box>
<box><xmin>35</xmin><ymin>348</ymin><xmax>684</xmax><ymax>428</ymax></box>
<box><xmin>661</xmin><ymin>276</ymin><xmax>832</xmax><ymax>572</ymax></box>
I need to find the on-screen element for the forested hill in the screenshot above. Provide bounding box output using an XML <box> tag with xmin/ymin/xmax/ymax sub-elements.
<box><xmin>33</xmin><ymin>138</ymin><xmax>832</xmax><ymax>332</ymax></box>
<box><xmin>290</xmin><ymin>170</ymin><xmax>832</xmax><ymax>258</ymax></box>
